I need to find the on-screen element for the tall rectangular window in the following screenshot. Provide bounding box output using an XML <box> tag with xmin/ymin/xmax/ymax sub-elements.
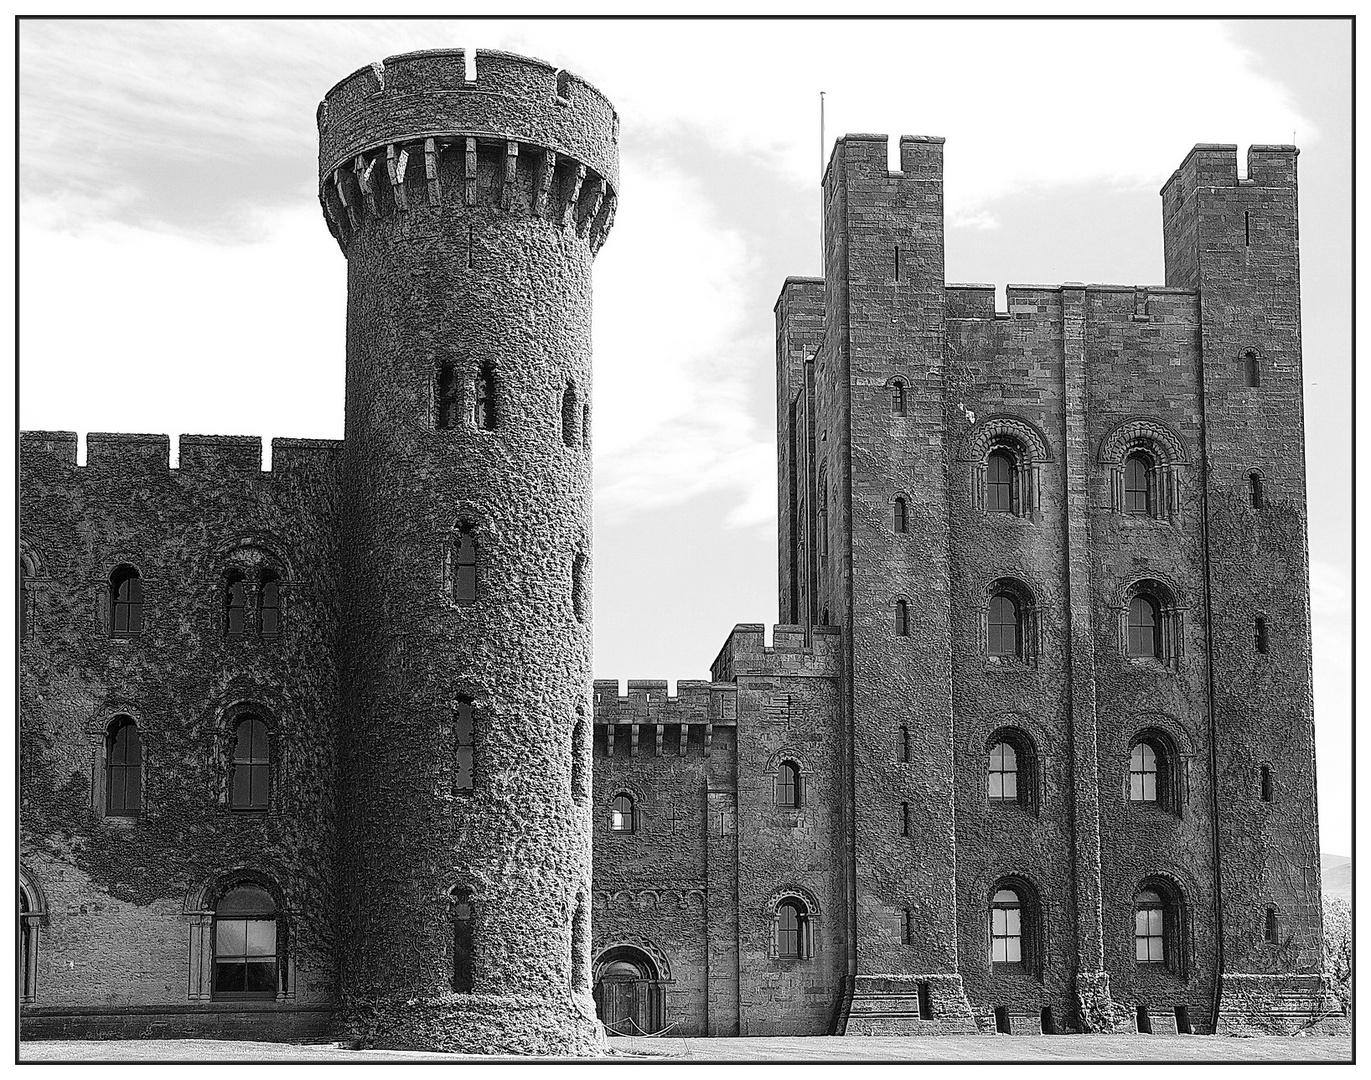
<box><xmin>455</xmin><ymin>700</ymin><xmax>475</xmax><ymax>792</ymax></box>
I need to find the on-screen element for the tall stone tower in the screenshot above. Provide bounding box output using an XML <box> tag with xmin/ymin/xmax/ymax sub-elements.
<box><xmin>317</xmin><ymin>49</ymin><xmax>618</xmax><ymax>1053</ymax></box>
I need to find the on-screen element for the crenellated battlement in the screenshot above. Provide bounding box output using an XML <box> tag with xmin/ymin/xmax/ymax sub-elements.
<box><xmin>822</xmin><ymin>133</ymin><xmax>944</xmax><ymax>188</ymax></box>
<box><xmin>19</xmin><ymin>431</ymin><xmax>342</xmax><ymax>477</ymax></box>
<box><xmin>592</xmin><ymin>679</ymin><xmax>736</xmax><ymax>759</ymax></box>
<box><xmin>1160</xmin><ymin>142</ymin><xmax>1298</xmax><ymax>199</ymax></box>
<box><xmin>317</xmin><ymin>49</ymin><xmax>619</xmax><ymax>255</ymax></box>
<box><xmin>710</xmin><ymin>623</ymin><xmax>841</xmax><ymax>682</ymax></box>
<box><xmin>943</xmin><ymin>283</ymin><xmax>1198</xmax><ymax>322</ymax></box>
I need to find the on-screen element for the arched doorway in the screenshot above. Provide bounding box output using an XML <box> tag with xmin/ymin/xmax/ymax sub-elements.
<box><xmin>593</xmin><ymin>946</ymin><xmax>664</xmax><ymax>1036</ymax></box>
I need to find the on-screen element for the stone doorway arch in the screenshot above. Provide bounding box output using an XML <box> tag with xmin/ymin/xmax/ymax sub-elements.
<box><xmin>592</xmin><ymin>944</ymin><xmax>666</xmax><ymax>1036</ymax></box>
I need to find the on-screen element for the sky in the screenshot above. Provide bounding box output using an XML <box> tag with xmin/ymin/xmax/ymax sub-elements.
<box><xmin>16</xmin><ymin>17</ymin><xmax>1352</xmax><ymax>856</ymax></box>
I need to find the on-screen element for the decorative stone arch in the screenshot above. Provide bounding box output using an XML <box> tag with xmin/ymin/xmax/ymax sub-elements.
<box><xmin>1123</xmin><ymin>713</ymin><xmax>1192</xmax><ymax>816</ymax></box>
<box><xmin>1114</xmin><ymin>576</ymin><xmax>1185</xmax><ymax>668</ymax></box>
<box><xmin>95</xmin><ymin>552</ymin><xmax>152</xmax><ymax>636</ymax></box>
<box><xmin>593</xmin><ymin>937</ymin><xmax>674</xmax><ymax>984</ymax></box>
<box><xmin>886</xmin><ymin>373</ymin><xmax>910</xmax><ymax>416</ymax></box>
<box><xmin>890</xmin><ymin>490</ymin><xmax>911</xmax><ymax>534</ymax></box>
<box><xmin>981</xmin><ymin>574</ymin><xmax>1042</xmax><ymax>665</ymax></box>
<box><xmin>1131</xmin><ymin>869</ymin><xmax>1194</xmax><ymax>978</ymax></box>
<box><xmin>18</xmin><ymin>864</ymin><xmax>48</xmax><ymax>1005</ymax></box>
<box><xmin>984</xmin><ymin>722</ymin><xmax>1042</xmax><ymax>815</ymax></box>
<box><xmin>1099</xmin><ymin>417</ymin><xmax>1190</xmax><ymax>519</ymax></box>
<box><xmin>766</xmin><ymin>885</ymin><xmax>822</xmax><ymax>960</ymax></box>
<box><xmin>207</xmin><ymin>535</ymin><xmax>295</xmax><ymax>640</ymax></box>
<box><xmin>86</xmin><ymin>699</ymin><xmax>149</xmax><ymax>820</ymax></box>
<box><xmin>19</xmin><ymin>538</ymin><xmax>47</xmax><ymax>641</ymax></box>
<box><xmin>183</xmin><ymin>867</ymin><xmax>296</xmax><ymax>1003</ymax></box>
<box><xmin>985</xmin><ymin>870</ymin><xmax>1047</xmax><ymax>979</ymax></box>
<box><xmin>764</xmin><ymin>749</ymin><xmax>810</xmax><ymax>809</ymax></box>
<box><xmin>592</xmin><ymin>939</ymin><xmax>672</xmax><ymax>1035</ymax></box>
<box><xmin>964</xmin><ymin>415</ymin><xmax>1052</xmax><ymax>517</ymax></box>
<box><xmin>213</xmin><ymin>696</ymin><xmax>286</xmax><ymax>811</ymax></box>
<box><xmin>605</xmin><ymin>783</ymin><xmax>645</xmax><ymax>834</ymax></box>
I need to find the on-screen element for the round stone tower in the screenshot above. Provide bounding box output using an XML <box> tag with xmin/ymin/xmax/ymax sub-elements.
<box><xmin>317</xmin><ymin>49</ymin><xmax>617</xmax><ymax>1054</ymax></box>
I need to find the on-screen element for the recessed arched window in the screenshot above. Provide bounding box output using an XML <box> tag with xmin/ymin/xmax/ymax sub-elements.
<box><xmin>454</xmin><ymin>698</ymin><xmax>475</xmax><ymax>793</ymax></box>
<box><xmin>110</xmin><ymin>565</ymin><xmax>143</xmax><ymax>638</ymax></box>
<box><xmin>986</xmin><ymin>449</ymin><xmax>1017</xmax><ymax>513</ymax></box>
<box><xmin>230</xmin><ymin>715</ymin><xmax>270</xmax><ymax>811</ymax></box>
<box><xmin>437</xmin><ymin>363</ymin><xmax>460</xmax><ymax>429</ymax></box>
<box><xmin>890</xmin><ymin>379</ymin><xmax>907</xmax><ymax>417</ymax></box>
<box><xmin>893</xmin><ymin>496</ymin><xmax>908</xmax><ymax>534</ymax></box>
<box><xmin>989</xmin><ymin>887</ymin><xmax>1022</xmax><ymax>965</ymax></box>
<box><xmin>451</xmin><ymin>887</ymin><xmax>474</xmax><ymax>992</ymax></box>
<box><xmin>473</xmin><ymin>362</ymin><xmax>496</xmax><ymax>429</ymax></box>
<box><xmin>895</xmin><ymin>599</ymin><xmax>909</xmax><ymax>637</ymax></box>
<box><xmin>988</xmin><ymin>741</ymin><xmax>1018</xmax><ymax>802</ymax></box>
<box><xmin>212</xmin><ymin>883</ymin><xmax>278</xmax><ymax>999</ymax></box>
<box><xmin>1244</xmin><ymin>350</ymin><xmax>1260</xmax><ymax>388</ymax></box>
<box><xmin>777</xmin><ymin>761</ymin><xmax>801</xmax><ymax>808</ymax></box>
<box><xmin>1123</xmin><ymin>452</ymin><xmax>1153</xmax><ymax>515</ymax></box>
<box><xmin>988</xmin><ymin>592</ymin><xmax>1021</xmax><ymax>658</ymax></box>
<box><xmin>1128</xmin><ymin>730</ymin><xmax>1180</xmax><ymax>813</ymax></box>
<box><xmin>105</xmin><ymin>716</ymin><xmax>142</xmax><ymax>818</ymax></box>
<box><xmin>225</xmin><ymin>571</ymin><xmax>248</xmax><ymax>638</ymax></box>
<box><xmin>776</xmin><ymin>899</ymin><xmax>810</xmax><ymax>959</ymax></box>
<box><xmin>259</xmin><ymin>571</ymin><xmax>280</xmax><ymax>638</ymax></box>
<box><xmin>454</xmin><ymin>526</ymin><xmax>478</xmax><ymax>606</ymax></box>
<box><xmin>610</xmin><ymin>794</ymin><xmax>635</xmax><ymax>833</ymax></box>
<box><xmin>1135</xmin><ymin>888</ymin><xmax>1165</xmax><ymax>962</ymax></box>
<box><xmin>1249</xmin><ymin>472</ymin><xmax>1265</xmax><ymax>509</ymax></box>
<box><xmin>1127</xmin><ymin>595</ymin><xmax>1161</xmax><ymax>658</ymax></box>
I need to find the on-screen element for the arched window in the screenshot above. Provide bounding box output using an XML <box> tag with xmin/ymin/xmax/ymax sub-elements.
<box><xmin>1129</xmin><ymin>742</ymin><xmax>1158</xmax><ymax>802</ymax></box>
<box><xmin>895</xmin><ymin>599</ymin><xmax>909</xmax><ymax>637</ymax></box>
<box><xmin>110</xmin><ymin>565</ymin><xmax>142</xmax><ymax>637</ymax></box>
<box><xmin>473</xmin><ymin>362</ymin><xmax>496</xmax><ymax>429</ymax></box>
<box><xmin>437</xmin><ymin>363</ymin><xmax>460</xmax><ymax>429</ymax></box>
<box><xmin>1135</xmin><ymin>888</ymin><xmax>1165</xmax><ymax>962</ymax></box>
<box><xmin>106</xmin><ymin>716</ymin><xmax>142</xmax><ymax>817</ymax></box>
<box><xmin>610</xmin><ymin>794</ymin><xmax>635</xmax><ymax>833</ymax></box>
<box><xmin>893</xmin><ymin>496</ymin><xmax>908</xmax><ymax>534</ymax></box>
<box><xmin>988</xmin><ymin>593</ymin><xmax>1021</xmax><ymax>658</ymax></box>
<box><xmin>988</xmin><ymin>742</ymin><xmax>1018</xmax><ymax>802</ymax></box>
<box><xmin>989</xmin><ymin>887</ymin><xmax>1022</xmax><ymax>965</ymax></box>
<box><xmin>572</xmin><ymin>553</ymin><xmax>588</xmax><ymax>623</ymax></box>
<box><xmin>451</xmin><ymin>887</ymin><xmax>474</xmax><ymax>992</ymax></box>
<box><xmin>454</xmin><ymin>527</ymin><xmax>478</xmax><ymax>606</ymax></box>
<box><xmin>562</xmin><ymin>383</ymin><xmax>578</xmax><ymax>447</ymax></box>
<box><xmin>18</xmin><ymin>887</ymin><xmax>35</xmax><ymax>1002</ymax></box>
<box><xmin>454</xmin><ymin>699</ymin><xmax>475</xmax><ymax>793</ymax></box>
<box><xmin>1249</xmin><ymin>472</ymin><xmax>1265</xmax><ymax>509</ymax></box>
<box><xmin>777</xmin><ymin>761</ymin><xmax>801</xmax><ymax>808</ymax></box>
<box><xmin>890</xmin><ymin>379</ymin><xmax>907</xmax><ymax>417</ymax></box>
<box><xmin>1127</xmin><ymin>595</ymin><xmax>1161</xmax><ymax>658</ymax></box>
<box><xmin>986</xmin><ymin>449</ymin><xmax>1017</xmax><ymax>513</ymax></box>
<box><xmin>1128</xmin><ymin>731</ymin><xmax>1180</xmax><ymax>813</ymax></box>
<box><xmin>1244</xmin><ymin>350</ymin><xmax>1260</xmax><ymax>388</ymax></box>
<box><xmin>1123</xmin><ymin>452</ymin><xmax>1153</xmax><ymax>515</ymax></box>
<box><xmin>776</xmin><ymin>899</ymin><xmax>810</xmax><ymax>959</ymax></box>
<box><xmin>212</xmin><ymin>883</ymin><xmax>278</xmax><ymax>999</ymax></box>
<box><xmin>230</xmin><ymin>716</ymin><xmax>270</xmax><ymax>811</ymax></box>
<box><xmin>224</xmin><ymin>571</ymin><xmax>248</xmax><ymax>638</ymax></box>
<box><xmin>259</xmin><ymin>571</ymin><xmax>280</xmax><ymax>638</ymax></box>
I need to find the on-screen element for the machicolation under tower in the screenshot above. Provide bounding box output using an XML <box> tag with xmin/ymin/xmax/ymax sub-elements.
<box><xmin>318</xmin><ymin>49</ymin><xmax>617</xmax><ymax>1054</ymax></box>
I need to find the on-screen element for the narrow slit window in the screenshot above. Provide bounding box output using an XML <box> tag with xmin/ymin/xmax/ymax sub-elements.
<box><xmin>901</xmin><ymin>800</ymin><xmax>910</xmax><ymax>837</ymax></box>
<box><xmin>1255</xmin><ymin>616</ymin><xmax>1269</xmax><ymax>654</ymax></box>
<box><xmin>455</xmin><ymin>699</ymin><xmax>475</xmax><ymax>792</ymax></box>
<box><xmin>455</xmin><ymin>528</ymin><xmax>478</xmax><ymax>606</ymax></box>
<box><xmin>582</xmin><ymin>403</ymin><xmax>590</xmax><ymax>448</ymax></box>
<box><xmin>901</xmin><ymin>725</ymin><xmax>910</xmax><ymax>764</ymax></box>
<box><xmin>1264</xmin><ymin>905</ymin><xmax>1279</xmax><ymax>944</ymax></box>
<box><xmin>894</xmin><ymin>244</ymin><xmax>900</xmax><ymax>282</ymax></box>
<box><xmin>1244</xmin><ymin>210</ymin><xmax>1250</xmax><ymax>246</ymax></box>
<box><xmin>893</xmin><ymin>496</ymin><xmax>908</xmax><ymax>533</ymax></box>
<box><xmin>473</xmin><ymin>363</ymin><xmax>496</xmax><ymax>429</ymax></box>
<box><xmin>572</xmin><ymin>553</ymin><xmax>588</xmax><ymax>623</ymax></box>
<box><xmin>1249</xmin><ymin>473</ymin><xmax>1265</xmax><ymax>509</ymax></box>
<box><xmin>562</xmin><ymin>383</ymin><xmax>578</xmax><ymax>447</ymax></box>
<box><xmin>1244</xmin><ymin>351</ymin><xmax>1260</xmax><ymax>388</ymax></box>
<box><xmin>225</xmin><ymin>571</ymin><xmax>247</xmax><ymax>638</ymax></box>
<box><xmin>259</xmin><ymin>571</ymin><xmax>280</xmax><ymax>638</ymax></box>
<box><xmin>904</xmin><ymin>909</ymin><xmax>915</xmax><ymax>947</ymax></box>
<box><xmin>1260</xmin><ymin>764</ymin><xmax>1273</xmax><ymax>802</ymax></box>
<box><xmin>891</xmin><ymin>380</ymin><xmax>907</xmax><ymax>417</ymax></box>
<box><xmin>437</xmin><ymin>363</ymin><xmax>460</xmax><ymax>429</ymax></box>
<box><xmin>895</xmin><ymin>600</ymin><xmax>909</xmax><ymax>637</ymax></box>
<box><xmin>452</xmin><ymin>891</ymin><xmax>474</xmax><ymax>992</ymax></box>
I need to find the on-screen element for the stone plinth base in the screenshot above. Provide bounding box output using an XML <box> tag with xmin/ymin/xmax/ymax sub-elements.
<box><xmin>1074</xmin><ymin>969</ymin><xmax>1124</xmax><ymax>1032</ymax></box>
<box><xmin>842</xmin><ymin>974</ymin><xmax>978</xmax><ymax>1036</ymax></box>
<box><xmin>344</xmin><ymin>989</ymin><xmax>607</xmax><ymax>1055</ymax></box>
<box><xmin>1216</xmin><ymin>973</ymin><xmax>1348</xmax><ymax>1036</ymax></box>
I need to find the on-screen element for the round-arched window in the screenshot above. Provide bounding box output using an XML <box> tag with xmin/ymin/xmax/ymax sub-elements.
<box><xmin>212</xmin><ymin>884</ymin><xmax>278</xmax><ymax>999</ymax></box>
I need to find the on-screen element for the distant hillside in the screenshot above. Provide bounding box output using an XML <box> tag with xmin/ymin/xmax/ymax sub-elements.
<box><xmin>1321</xmin><ymin>853</ymin><xmax>1351</xmax><ymax>901</ymax></box>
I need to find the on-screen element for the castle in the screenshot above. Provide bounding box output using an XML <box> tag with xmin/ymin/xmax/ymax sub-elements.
<box><xmin>19</xmin><ymin>50</ymin><xmax>1333</xmax><ymax>1052</ymax></box>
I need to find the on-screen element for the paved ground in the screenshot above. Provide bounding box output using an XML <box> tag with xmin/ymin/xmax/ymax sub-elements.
<box><xmin>19</xmin><ymin>1034</ymin><xmax>1352</xmax><ymax>1062</ymax></box>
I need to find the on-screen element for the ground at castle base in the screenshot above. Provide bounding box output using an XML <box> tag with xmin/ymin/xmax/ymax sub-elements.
<box><xmin>19</xmin><ymin>1034</ymin><xmax>1352</xmax><ymax>1063</ymax></box>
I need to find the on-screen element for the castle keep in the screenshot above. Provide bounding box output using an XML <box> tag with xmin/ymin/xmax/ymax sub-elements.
<box><xmin>20</xmin><ymin>50</ymin><xmax>1332</xmax><ymax>1050</ymax></box>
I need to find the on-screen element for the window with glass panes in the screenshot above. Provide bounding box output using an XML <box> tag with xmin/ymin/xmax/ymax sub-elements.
<box><xmin>988</xmin><ymin>594</ymin><xmax>1020</xmax><ymax>657</ymax></box>
<box><xmin>777</xmin><ymin>762</ymin><xmax>800</xmax><ymax>808</ymax></box>
<box><xmin>990</xmin><ymin>889</ymin><xmax>1022</xmax><ymax>963</ymax></box>
<box><xmin>988</xmin><ymin>742</ymin><xmax>1018</xmax><ymax>801</ymax></box>
<box><xmin>106</xmin><ymin>717</ymin><xmax>141</xmax><ymax>816</ymax></box>
<box><xmin>1127</xmin><ymin>595</ymin><xmax>1160</xmax><ymax>657</ymax></box>
<box><xmin>455</xmin><ymin>530</ymin><xmax>477</xmax><ymax>605</ymax></box>
<box><xmin>225</xmin><ymin>571</ymin><xmax>248</xmax><ymax>637</ymax></box>
<box><xmin>1124</xmin><ymin>453</ymin><xmax>1152</xmax><ymax>514</ymax></box>
<box><xmin>610</xmin><ymin>794</ymin><xmax>634</xmax><ymax>832</ymax></box>
<box><xmin>213</xmin><ymin>884</ymin><xmax>277</xmax><ymax>998</ymax></box>
<box><xmin>986</xmin><ymin>450</ymin><xmax>1015</xmax><ymax>512</ymax></box>
<box><xmin>231</xmin><ymin>716</ymin><xmax>270</xmax><ymax>810</ymax></box>
<box><xmin>1129</xmin><ymin>742</ymin><xmax>1158</xmax><ymax>802</ymax></box>
<box><xmin>111</xmin><ymin>567</ymin><xmax>142</xmax><ymax>636</ymax></box>
<box><xmin>1135</xmin><ymin>890</ymin><xmax>1165</xmax><ymax>962</ymax></box>
<box><xmin>777</xmin><ymin>901</ymin><xmax>803</xmax><ymax>959</ymax></box>
<box><xmin>259</xmin><ymin>571</ymin><xmax>280</xmax><ymax>637</ymax></box>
